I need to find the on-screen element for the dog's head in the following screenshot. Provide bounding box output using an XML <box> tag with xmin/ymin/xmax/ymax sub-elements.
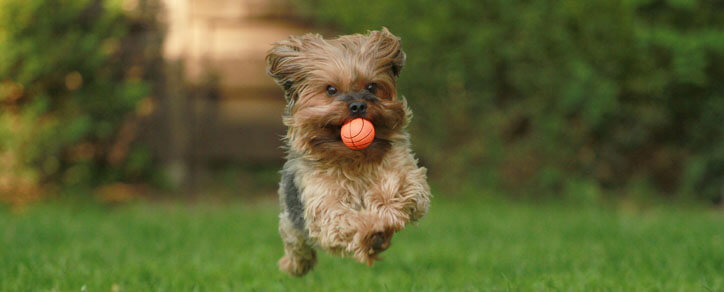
<box><xmin>266</xmin><ymin>28</ymin><xmax>410</xmax><ymax>163</ymax></box>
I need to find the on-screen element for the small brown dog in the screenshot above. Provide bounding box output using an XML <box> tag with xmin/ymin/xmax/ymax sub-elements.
<box><xmin>266</xmin><ymin>28</ymin><xmax>431</xmax><ymax>276</ymax></box>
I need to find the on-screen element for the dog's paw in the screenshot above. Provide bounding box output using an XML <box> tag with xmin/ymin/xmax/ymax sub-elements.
<box><xmin>279</xmin><ymin>253</ymin><xmax>317</xmax><ymax>277</ymax></box>
<box><xmin>348</xmin><ymin>217</ymin><xmax>395</xmax><ymax>265</ymax></box>
<box><xmin>368</xmin><ymin>230</ymin><xmax>393</xmax><ymax>255</ymax></box>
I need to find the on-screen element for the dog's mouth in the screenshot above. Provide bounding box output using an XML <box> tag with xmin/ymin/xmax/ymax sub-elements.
<box><xmin>309</xmin><ymin>124</ymin><xmax>344</xmax><ymax>146</ymax></box>
<box><xmin>310</xmin><ymin>123</ymin><xmax>389</xmax><ymax>148</ymax></box>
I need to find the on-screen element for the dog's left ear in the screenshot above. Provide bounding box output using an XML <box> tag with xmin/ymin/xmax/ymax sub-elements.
<box><xmin>367</xmin><ymin>27</ymin><xmax>406</xmax><ymax>77</ymax></box>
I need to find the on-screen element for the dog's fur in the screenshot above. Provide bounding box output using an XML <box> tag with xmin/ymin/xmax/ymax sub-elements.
<box><xmin>266</xmin><ymin>28</ymin><xmax>431</xmax><ymax>276</ymax></box>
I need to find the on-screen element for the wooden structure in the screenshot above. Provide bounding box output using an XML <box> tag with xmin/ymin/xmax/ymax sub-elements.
<box><xmin>158</xmin><ymin>0</ymin><xmax>311</xmax><ymax>164</ymax></box>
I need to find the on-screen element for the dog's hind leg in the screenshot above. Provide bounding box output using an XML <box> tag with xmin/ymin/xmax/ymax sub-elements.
<box><xmin>278</xmin><ymin>214</ymin><xmax>316</xmax><ymax>276</ymax></box>
<box><xmin>277</xmin><ymin>169</ymin><xmax>316</xmax><ymax>276</ymax></box>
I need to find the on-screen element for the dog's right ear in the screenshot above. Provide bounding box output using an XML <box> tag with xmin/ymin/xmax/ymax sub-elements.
<box><xmin>266</xmin><ymin>35</ymin><xmax>317</xmax><ymax>103</ymax></box>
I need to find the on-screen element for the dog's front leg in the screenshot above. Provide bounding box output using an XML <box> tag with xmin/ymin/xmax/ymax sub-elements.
<box><xmin>302</xmin><ymin>189</ymin><xmax>390</xmax><ymax>264</ymax></box>
<box><xmin>364</xmin><ymin>165</ymin><xmax>431</xmax><ymax>249</ymax></box>
<box><xmin>399</xmin><ymin>166</ymin><xmax>432</xmax><ymax>223</ymax></box>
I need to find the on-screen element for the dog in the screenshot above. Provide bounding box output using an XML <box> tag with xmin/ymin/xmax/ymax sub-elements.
<box><xmin>266</xmin><ymin>27</ymin><xmax>431</xmax><ymax>276</ymax></box>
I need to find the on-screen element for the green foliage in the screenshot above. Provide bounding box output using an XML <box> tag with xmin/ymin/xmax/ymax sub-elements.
<box><xmin>296</xmin><ymin>0</ymin><xmax>724</xmax><ymax>201</ymax></box>
<box><xmin>0</xmin><ymin>0</ymin><xmax>159</xmax><ymax>198</ymax></box>
<box><xmin>2</xmin><ymin>198</ymin><xmax>724</xmax><ymax>290</ymax></box>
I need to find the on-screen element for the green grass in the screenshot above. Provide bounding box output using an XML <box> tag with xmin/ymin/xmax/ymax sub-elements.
<box><xmin>2</xmin><ymin>197</ymin><xmax>724</xmax><ymax>291</ymax></box>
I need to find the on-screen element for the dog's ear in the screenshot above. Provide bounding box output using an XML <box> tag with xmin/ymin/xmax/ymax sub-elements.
<box><xmin>266</xmin><ymin>34</ymin><xmax>320</xmax><ymax>102</ymax></box>
<box><xmin>366</xmin><ymin>27</ymin><xmax>406</xmax><ymax>77</ymax></box>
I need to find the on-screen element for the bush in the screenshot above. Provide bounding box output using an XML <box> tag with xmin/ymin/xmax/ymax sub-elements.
<box><xmin>0</xmin><ymin>0</ymin><xmax>161</xmax><ymax>203</ymax></box>
<box><xmin>296</xmin><ymin>0</ymin><xmax>724</xmax><ymax>201</ymax></box>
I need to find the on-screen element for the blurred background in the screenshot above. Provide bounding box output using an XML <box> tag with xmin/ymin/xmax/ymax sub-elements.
<box><xmin>3</xmin><ymin>1</ymin><xmax>724</xmax><ymax>290</ymax></box>
<box><xmin>1</xmin><ymin>0</ymin><xmax>723</xmax><ymax>207</ymax></box>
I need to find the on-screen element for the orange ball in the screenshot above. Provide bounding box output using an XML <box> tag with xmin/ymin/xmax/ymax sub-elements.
<box><xmin>341</xmin><ymin>118</ymin><xmax>375</xmax><ymax>150</ymax></box>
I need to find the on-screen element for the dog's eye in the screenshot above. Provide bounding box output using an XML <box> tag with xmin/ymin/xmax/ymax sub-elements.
<box><xmin>365</xmin><ymin>83</ymin><xmax>377</xmax><ymax>94</ymax></box>
<box><xmin>326</xmin><ymin>85</ymin><xmax>338</xmax><ymax>96</ymax></box>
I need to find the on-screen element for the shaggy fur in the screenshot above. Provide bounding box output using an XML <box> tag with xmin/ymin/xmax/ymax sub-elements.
<box><xmin>266</xmin><ymin>28</ymin><xmax>431</xmax><ymax>277</ymax></box>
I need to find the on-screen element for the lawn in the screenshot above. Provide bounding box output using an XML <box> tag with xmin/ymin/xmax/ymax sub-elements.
<box><xmin>2</xmin><ymin>196</ymin><xmax>723</xmax><ymax>291</ymax></box>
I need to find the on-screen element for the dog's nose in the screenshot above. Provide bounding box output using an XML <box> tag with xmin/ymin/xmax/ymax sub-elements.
<box><xmin>348</xmin><ymin>102</ymin><xmax>367</xmax><ymax>115</ymax></box>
